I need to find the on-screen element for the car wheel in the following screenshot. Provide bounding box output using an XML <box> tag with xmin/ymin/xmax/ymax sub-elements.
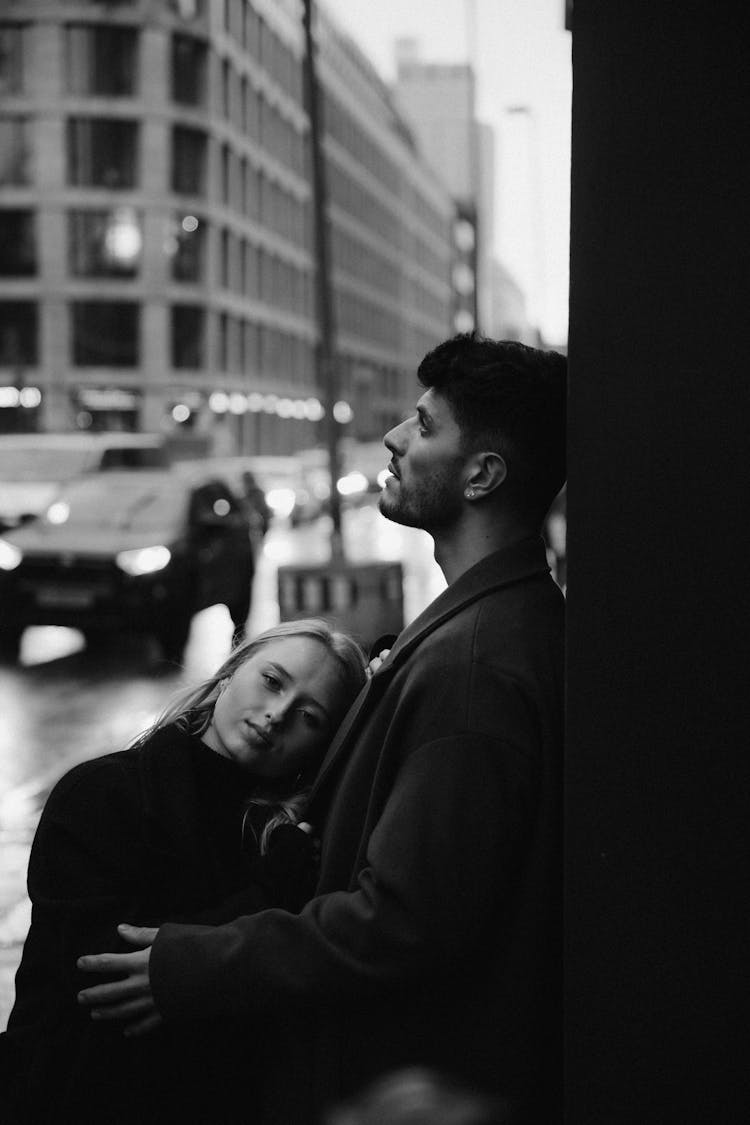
<box><xmin>0</xmin><ymin>626</ymin><xmax>23</xmax><ymax>663</ymax></box>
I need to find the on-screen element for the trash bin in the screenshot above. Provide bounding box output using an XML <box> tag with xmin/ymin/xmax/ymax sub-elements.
<box><xmin>277</xmin><ymin>560</ymin><xmax>404</xmax><ymax>651</ymax></box>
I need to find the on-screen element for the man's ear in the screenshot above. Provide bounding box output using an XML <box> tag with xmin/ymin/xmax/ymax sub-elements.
<box><xmin>465</xmin><ymin>452</ymin><xmax>507</xmax><ymax>500</ymax></box>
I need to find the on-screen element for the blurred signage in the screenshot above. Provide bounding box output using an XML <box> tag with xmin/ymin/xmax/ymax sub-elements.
<box><xmin>76</xmin><ymin>388</ymin><xmax>139</xmax><ymax>410</ymax></box>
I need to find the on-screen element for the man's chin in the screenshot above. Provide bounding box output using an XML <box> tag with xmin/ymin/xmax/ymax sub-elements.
<box><xmin>378</xmin><ymin>492</ymin><xmax>419</xmax><ymax>528</ymax></box>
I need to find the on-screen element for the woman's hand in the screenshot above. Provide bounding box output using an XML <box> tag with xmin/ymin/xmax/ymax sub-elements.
<box><xmin>77</xmin><ymin>924</ymin><xmax>162</xmax><ymax>1037</ymax></box>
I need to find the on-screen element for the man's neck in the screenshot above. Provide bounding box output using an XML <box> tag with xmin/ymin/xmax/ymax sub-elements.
<box><xmin>433</xmin><ymin>514</ymin><xmax>533</xmax><ymax>586</ymax></box>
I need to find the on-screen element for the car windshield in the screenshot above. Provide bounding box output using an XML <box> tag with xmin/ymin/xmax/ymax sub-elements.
<box><xmin>43</xmin><ymin>476</ymin><xmax>185</xmax><ymax>533</ymax></box>
<box><xmin>0</xmin><ymin>448</ymin><xmax>93</xmax><ymax>482</ymax></box>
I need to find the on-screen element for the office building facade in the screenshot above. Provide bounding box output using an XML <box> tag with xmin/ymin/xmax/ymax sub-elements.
<box><xmin>0</xmin><ymin>0</ymin><xmax>454</xmax><ymax>452</ymax></box>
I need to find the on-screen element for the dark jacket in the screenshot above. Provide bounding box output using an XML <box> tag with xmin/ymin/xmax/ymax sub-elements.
<box><xmin>150</xmin><ymin>538</ymin><xmax>565</xmax><ymax>1124</ymax></box>
<box><xmin>1</xmin><ymin>726</ymin><xmax>315</xmax><ymax>1124</ymax></box>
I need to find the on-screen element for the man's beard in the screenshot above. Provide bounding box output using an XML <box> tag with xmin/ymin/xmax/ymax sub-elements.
<box><xmin>378</xmin><ymin>465</ymin><xmax>464</xmax><ymax>532</ymax></box>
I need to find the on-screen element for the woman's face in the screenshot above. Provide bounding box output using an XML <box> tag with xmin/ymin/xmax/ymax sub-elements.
<box><xmin>203</xmin><ymin>635</ymin><xmax>347</xmax><ymax>779</ymax></box>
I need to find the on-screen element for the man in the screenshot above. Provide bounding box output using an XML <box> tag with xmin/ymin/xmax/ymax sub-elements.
<box><xmin>78</xmin><ymin>335</ymin><xmax>567</xmax><ymax>1124</ymax></box>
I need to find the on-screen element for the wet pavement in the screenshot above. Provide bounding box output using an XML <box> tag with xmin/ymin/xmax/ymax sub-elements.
<box><xmin>0</xmin><ymin>502</ymin><xmax>443</xmax><ymax>1028</ymax></box>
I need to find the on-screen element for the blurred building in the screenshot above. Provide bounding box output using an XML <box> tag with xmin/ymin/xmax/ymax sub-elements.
<box><xmin>488</xmin><ymin>259</ymin><xmax>538</xmax><ymax>345</ymax></box>
<box><xmin>0</xmin><ymin>0</ymin><xmax>454</xmax><ymax>449</ymax></box>
<box><xmin>393</xmin><ymin>39</ymin><xmax>494</xmax><ymax>337</ymax></box>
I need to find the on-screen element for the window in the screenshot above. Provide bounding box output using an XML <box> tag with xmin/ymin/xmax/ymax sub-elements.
<box><xmin>0</xmin><ymin>117</ymin><xmax>30</xmax><ymax>185</ymax></box>
<box><xmin>65</xmin><ymin>25</ymin><xmax>138</xmax><ymax>96</ymax></box>
<box><xmin>0</xmin><ymin>24</ymin><xmax>24</xmax><ymax>95</ymax></box>
<box><xmin>0</xmin><ymin>302</ymin><xmax>37</xmax><ymax>365</ymax></box>
<box><xmin>67</xmin><ymin>118</ymin><xmax>138</xmax><ymax>188</ymax></box>
<box><xmin>218</xmin><ymin>312</ymin><xmax>228</xmax><ymax>371</ymax></box>
<box><xmin>68</xmin><ymin>208</ymin><xmax>142</xmax><ymax>277</ymax></box>
<box><xmin>71</xmin><ymin>301</ymin><xmax>139</xmax><ymax>366</ymax></box>
<box><xmin>221</xmin><ymin>58</ymin><xmax>231</xmax><ymax>118</ymax></box>
<box><xmin>170</xmin><ymin>213</ymin><xmax>205</xmax><ymax>281</ymax></box>
<box><xmin>171</xmin><ymin>125</ymin><xmax>206</xmax><ymax>195</ymax></box>
<box><xmin>171</xmin><ymin>33</ymin><xmax>206</xmax><ymax>105</ymax></box>
<box><xmin>171</xmin><ymin>305</ymin><xmax>204</xmax><ymax>368</ymax></box>
<box><xmin>220</xmin><ymin>142</ymin><xmax>230</xmax><ymax>205</ymax></box>
<box><xmin>0</xmin><ymin>210</ymin><xmax>36</xmax><ymax>276</ymax></box>
<box><xmin>219</xmin><ymin>228</ymin><xmax>229</xmax><ymax>288</ymax></box>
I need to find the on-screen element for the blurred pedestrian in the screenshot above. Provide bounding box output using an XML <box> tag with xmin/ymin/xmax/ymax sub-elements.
<box><xmin>76</xmin><ymin>334</ymin><xmax>567</xmax><ymax>1125</ymax></box>
<box><xmin>240</xmin><ymin>468</ymin><xmax>272</xmax><ymax>550</ymax></box>
<box><xmin>1</xmin><ymin>619</ymin><xmax>367</xmax><ymax>1124</ymax></box>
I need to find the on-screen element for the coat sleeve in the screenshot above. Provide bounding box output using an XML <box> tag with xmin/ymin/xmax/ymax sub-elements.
<box><xmin>151</xmin><ymin>726</ymin><xmax>539</xmax><ymax>1020</ymax></box>
<box><xmin>184</xmin><ymin>825</ymin><xmax>318</xmax><ymax>923</ymax></box>
<box><xmin>20</xmin><ymin>759</ymin><xmax>144</xmax><ymax>998</ymax></box>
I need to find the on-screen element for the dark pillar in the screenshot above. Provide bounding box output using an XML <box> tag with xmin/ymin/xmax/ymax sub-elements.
<box><xmin>566</xmin><ymin>3</ymin><xmax>750</xmax><ymax>1121</ymax></box>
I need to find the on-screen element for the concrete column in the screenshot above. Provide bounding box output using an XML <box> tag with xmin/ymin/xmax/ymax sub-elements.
<box><xmin>565</xmin><ymin>3</ymin><xmax>750</xmax><ymax>1122</ymax></box>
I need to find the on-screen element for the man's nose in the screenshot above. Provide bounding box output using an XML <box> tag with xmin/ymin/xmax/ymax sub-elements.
<box><xmin>384</xmin><ymin>419</ymin><xmax>407</xmax><ymax>456</ymax></box>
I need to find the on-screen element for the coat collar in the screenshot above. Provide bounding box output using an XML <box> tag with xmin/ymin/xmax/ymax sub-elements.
<box><xmin>309</xmin><ymin>536</ymin><xmax>550</xmax><ymax>803</ymax></box>
<box><xmin>384</xmin><ymin>535</ymin><xmax>551</xmax><ymax>671</ymax></box>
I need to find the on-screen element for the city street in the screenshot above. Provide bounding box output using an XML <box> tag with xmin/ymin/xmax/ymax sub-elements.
<box><xmin>0</xmin><ymin>499</ymin><xmax>444</xmax><ymax>1028</ymax></box>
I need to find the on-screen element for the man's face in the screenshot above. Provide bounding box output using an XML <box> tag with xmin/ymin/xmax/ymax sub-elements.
<box><xmin>379</xmin><ymin>388</ymin><xmax>468</xmax><ymax>531</ymax></box>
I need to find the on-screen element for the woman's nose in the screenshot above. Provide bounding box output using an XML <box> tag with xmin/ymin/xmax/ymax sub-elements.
<box><xmin>265</xmin><ymin>700</ymin><xmax>289</xmax><ymax>727</ymax></box>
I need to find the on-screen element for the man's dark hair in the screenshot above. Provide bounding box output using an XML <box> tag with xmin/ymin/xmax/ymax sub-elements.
<box><xmin>417</xmin><ymin>334</ymin><xmax>567</xmax><ymax>521</ymax></box>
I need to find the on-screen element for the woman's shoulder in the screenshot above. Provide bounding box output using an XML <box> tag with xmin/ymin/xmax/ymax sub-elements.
<box><xmin>40</xmin><ymin>748</ymin><xmax>140</xmax><ymax>827</ymax></box>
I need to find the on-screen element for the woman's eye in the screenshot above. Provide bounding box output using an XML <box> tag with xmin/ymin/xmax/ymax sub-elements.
<box><xmin>262</xmin><ymin>672</ymin><xmax>282</xmax><ymax>691</ymax></box>
<box><xmin>298</xmin><ymin>709</ymin><xmax>321</xmax><ymax>728</ymax></box>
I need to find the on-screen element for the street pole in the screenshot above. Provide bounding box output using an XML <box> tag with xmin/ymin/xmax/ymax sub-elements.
<box><xmin>302</xmin><ymin>0</ymin><xmax>344</xmax><ymax>561</ymax></box>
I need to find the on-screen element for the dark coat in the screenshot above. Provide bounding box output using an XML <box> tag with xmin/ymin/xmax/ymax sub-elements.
<box><xmin>150</xmin><ymin>537</ymin><xmax>565</xmax><ymax>1125</ymax></box>
<box><xmin>1</xmin><ymin>726</ymin><xmax>314</xmax><ymax>1124</ymax></box>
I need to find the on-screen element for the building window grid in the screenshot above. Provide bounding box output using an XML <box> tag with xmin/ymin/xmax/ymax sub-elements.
<box><xmin>171</xmin><ymin>304</ymin><xmax>204</xmax><ymax>369</ymax></box>
<box><xmin>68</xmin><ymin>208</ymin><xmax>142</xmax><ymax>278</ymax></box>
<box><xmin>219</xmin><ymin>227</ymin><xmax>230</xmax><ymax>289</ymax></box>
<box><xmin>0</xmin><ymin>116</ymin><xmax>30</xmax><ymax>185</ymax></box>
<box><xmin>67</xmin><ymin>117</ymin><xmax>139</xmax><ymax>189</ymax></box>
<box><xmin>172</xmin><ymin>124</ymin><xmax>206</xmax><ymax>195</ymax></box>
<box><xmin>0</xmin><ymin>301</ymin><xmax>37</xmax><ymax>366</ymax></box>
<box><xmin>171</xmin><ymin>212</ymin><xmax>205</xmax><ymax>282</ymax></box>
<box><xmin>171</xmin><ymin>32</ymin><xmax>207</xmax><ymax>106</ymax></box>
<box><xmin>9</xmin><ymin>7</ymin><xmax>451</xmax><ymax>431</ymax></box>
<box><xmin>65</xmin><ymin>24</ymin><xmax>138</xmax><ymax>97</ymax></box>
<box><xmin>71</xmin><ymin>301</ymin><xmax>140</xmax><ymax>367</ymax></box>
<box><xmin>0</xmin><ymin>23</ymin><xmax>25</xmax><ymax>95</ymax></box>
<box><xmin>0</xmin><ymin>209</ymin><xmax>36</xmax><ymax>277</ymax></box>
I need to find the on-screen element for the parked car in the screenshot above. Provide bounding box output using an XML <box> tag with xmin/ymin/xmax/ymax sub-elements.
<box><xmin>0</xmin><ymin>432</ymin><xmax>170</xmax><ymax>533</ymax></box>
<box><xmin>0</xmin><ymin>467</ymin><xmax>255</xmax><ymax>663</ymax></box>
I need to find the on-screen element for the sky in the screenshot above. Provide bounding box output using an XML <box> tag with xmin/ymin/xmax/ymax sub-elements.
<box><xmin>321</xmin><ymin>0</ymin><xmax>572</xmax><ymax>345</ymax></box>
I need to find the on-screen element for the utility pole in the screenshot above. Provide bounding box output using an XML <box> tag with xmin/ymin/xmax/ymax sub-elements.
<box><xmin>302</xmin><ymin>0</ymin><xmax>344</xmax><ymax>561</ymax></box>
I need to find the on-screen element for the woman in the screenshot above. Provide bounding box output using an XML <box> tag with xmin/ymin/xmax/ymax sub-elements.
<box><xmin>2</xmin><ymin>619</ymin><xmax>368</xmax><ymax>1124</ymax></box>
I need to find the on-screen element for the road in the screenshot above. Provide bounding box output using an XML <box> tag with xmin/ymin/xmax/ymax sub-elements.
<box><xmin>0</xmin><ymin>500</ymin><xmax>444</xmax><ymax>1028</ymax></box>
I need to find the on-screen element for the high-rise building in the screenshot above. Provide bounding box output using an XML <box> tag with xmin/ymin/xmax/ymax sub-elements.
<box><xmin>0</xmin><ymin>0</ymin><xmax>454</xmax><ymax>452</ymax></box>
<box><xmin>393</xmin><ymin>40</ymin><xmax>495</xmax><ymax>337</ymax></box>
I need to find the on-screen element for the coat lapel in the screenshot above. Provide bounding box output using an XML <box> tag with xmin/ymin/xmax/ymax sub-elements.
<box><xmin>309</xmin><ymin>536</ymin><xmax>550</xmax><ymax>801</ymax></box>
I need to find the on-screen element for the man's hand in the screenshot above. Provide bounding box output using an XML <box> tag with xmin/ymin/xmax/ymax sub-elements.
<box><xmin>77</xmin><ymin>924</ymin><xmax>162</xmax><ymax>1038</ymax></box>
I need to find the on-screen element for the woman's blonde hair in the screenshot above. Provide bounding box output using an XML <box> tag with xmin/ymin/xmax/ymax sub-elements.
<box><xmin>134</xmin><ymin>618</ymin><xmax>368</xmax><ymax>851</ymax></box>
